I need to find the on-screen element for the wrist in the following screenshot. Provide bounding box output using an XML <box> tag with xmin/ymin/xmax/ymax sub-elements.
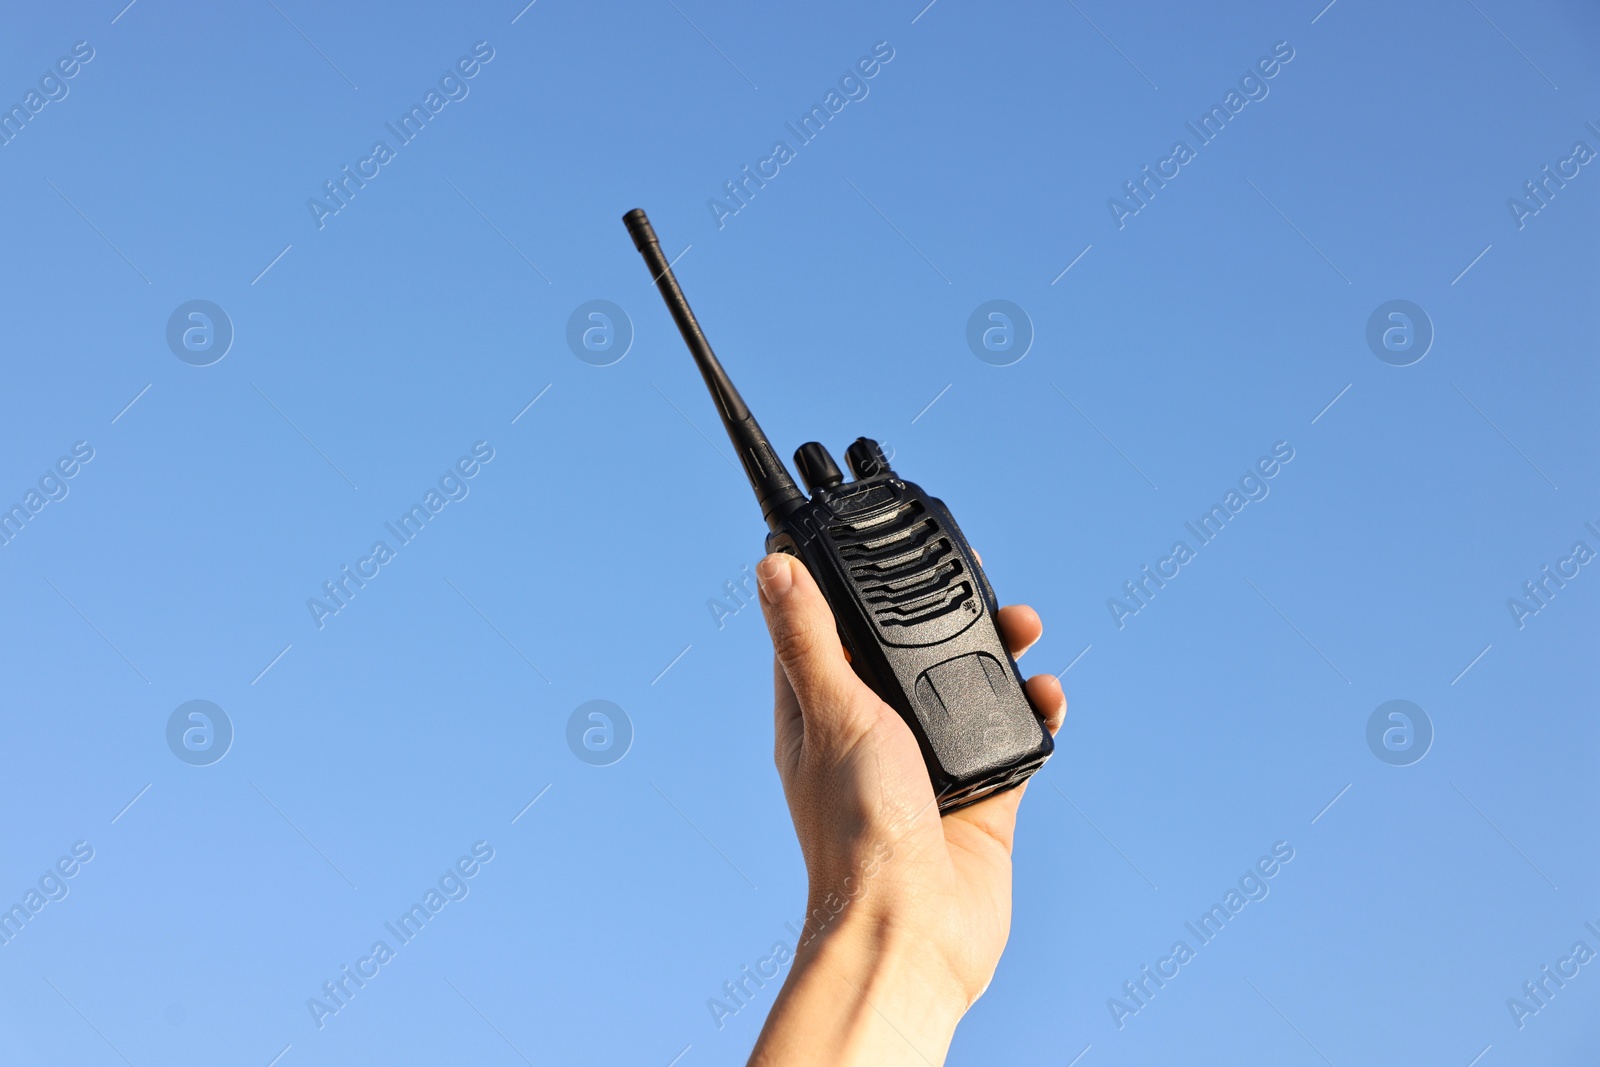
<box><xmin>750</xmin><ymin>897</ymin><xmax>967</xmax><ymax>1066</ymax></box>
<box><xmin>801</xmin><ymin>899</ymin><xmax>970</xmax><ymax>1016</ymax></box>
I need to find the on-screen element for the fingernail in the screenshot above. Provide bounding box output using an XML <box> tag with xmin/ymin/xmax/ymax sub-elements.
<box><xmin>757</xmin><ymin>555</ymin><xmax>793</xmax><ymax>600</ymax></box>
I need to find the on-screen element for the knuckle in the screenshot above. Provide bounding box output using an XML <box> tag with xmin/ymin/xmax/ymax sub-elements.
<box><xmin>771</xmin><ymin>620</ymin><xmax>817</xmax><ymax>665</ymax></box>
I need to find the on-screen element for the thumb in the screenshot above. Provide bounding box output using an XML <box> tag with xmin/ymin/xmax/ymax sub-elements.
<box><xmin>756</xmin><ymin>553</ymin><xmax>863</xmax><ymax>729</ymax></box>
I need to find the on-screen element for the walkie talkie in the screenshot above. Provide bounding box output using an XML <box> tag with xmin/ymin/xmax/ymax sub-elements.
<box><xmin>623</xmin><ymin>209</ymin><xmax>1052</xmax><ymax>814</ymax></box>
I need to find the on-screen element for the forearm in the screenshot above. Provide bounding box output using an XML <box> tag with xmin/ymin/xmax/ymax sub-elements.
<box><xmin>748</xmin><ymin>902</ymin><xmax>968</xmax><ymax>1066</ymax></box>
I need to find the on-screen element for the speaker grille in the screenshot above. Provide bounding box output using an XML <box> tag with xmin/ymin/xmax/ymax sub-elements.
<box><xmin>832</xmin><ymin>501</ymin><xmax>974</xmax><ymax>630</ymax></box>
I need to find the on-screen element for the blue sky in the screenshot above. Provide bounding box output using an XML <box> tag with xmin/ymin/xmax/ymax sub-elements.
<box><xmin>0</xmin><ymin>1</ymin><xmax>1595</xmax><ymax>1064</ymax></box>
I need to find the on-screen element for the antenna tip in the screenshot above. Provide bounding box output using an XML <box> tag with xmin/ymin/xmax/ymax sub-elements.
<box><xmin>622</xmin><ymin>208</ymin><xmax>658</xmax><ymax>251</ymax></box>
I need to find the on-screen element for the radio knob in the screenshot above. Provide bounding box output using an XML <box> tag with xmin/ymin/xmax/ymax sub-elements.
<box><xmin>845</xmin><ymin>437</ymin><xmax>891</xmax><ymax>480</ymax></box>
<box><xmin>794</xmin><ymin>442</ymin><xmax>845</xmax><ymax>495</ymax></box>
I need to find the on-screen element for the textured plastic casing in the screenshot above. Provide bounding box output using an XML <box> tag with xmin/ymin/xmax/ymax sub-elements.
<box><xmin>767</xmin><ymin>465</ymin><xmax>1053</xmax><ymax>814</ymax></box>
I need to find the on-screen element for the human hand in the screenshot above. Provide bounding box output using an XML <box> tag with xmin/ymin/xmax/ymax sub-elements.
<box><xmin>746</xmin><ymin>551</ymin><xmax>1066</xmax><ymax>1066</ymax></box>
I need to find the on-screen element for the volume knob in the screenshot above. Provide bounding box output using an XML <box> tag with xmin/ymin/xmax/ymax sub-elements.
<box><xmin>845</xmin><ymin>438</ymin><xmax>891</xmax><ymax>480</ymax></box>
<box><xmin>794</xmin><ymin>442</ymin><xmax>845</xmax><ymax>495</ymax></box>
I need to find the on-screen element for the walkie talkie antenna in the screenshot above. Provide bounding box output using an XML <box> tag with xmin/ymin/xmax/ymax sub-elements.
<box><xmin>623</xmin><ymin>208</ymin><xmax>805</xmax><ymax>530</ymax></box>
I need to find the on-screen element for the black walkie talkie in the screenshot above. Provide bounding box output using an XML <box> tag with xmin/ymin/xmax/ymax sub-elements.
<box><xmin>623</xmin><ymin>209</ymin><xmax>1052</xmax><ymax>814</ymax></box>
